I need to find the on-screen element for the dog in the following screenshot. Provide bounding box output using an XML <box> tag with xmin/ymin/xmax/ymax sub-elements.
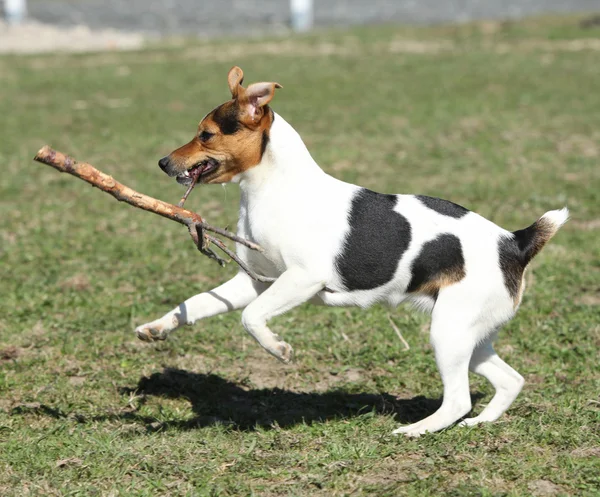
<box><xmin>136</xmin><ymin>66</ymin><xmax>568</xmax><ymax>436</ymax></box>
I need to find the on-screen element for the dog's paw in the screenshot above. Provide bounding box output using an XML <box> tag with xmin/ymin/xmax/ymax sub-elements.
<box><xmin>458</xmin><ymin>416</ymin><xmax>488</xmax><ymax>427</ymax></box>
<box><xmin>277</xmin><ymin>341</ymin><xmax>294</xmax><ymax>363</ymax></box>
<box><xmin>392</xmin><ymin>423</ymin><xmax>426</xmax><ymax>438</ymax></box>
<box><xmin>267</xmin><ymin>340</ymin><xmax>294</xmax><ymax>364</ymax></box>
<box><xmin>135</xmin><ymin>321</ymin><xmax>169</xmax><ymax>342</ymax></box>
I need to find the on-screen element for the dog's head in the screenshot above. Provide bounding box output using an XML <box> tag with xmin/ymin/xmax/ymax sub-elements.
<box><xmin>158</xmin><ymin>66</ymin><xmax>282</xmax><ymax>185</ymax></box>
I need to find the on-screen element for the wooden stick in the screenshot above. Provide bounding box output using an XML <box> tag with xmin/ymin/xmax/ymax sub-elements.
<box><xmin>34</xmin><ymin>146</ymin><xmax>205</xmax><ymax>226</ymax></box>
<box><xmin>178</xmin><ymin>174</ymin><xmax>199</xmax><ymax>208</ymax></box>
<box><xmin>33</xmin><ymin>145</ymin><xmax>270</xmax><ymax>279</ymax></box>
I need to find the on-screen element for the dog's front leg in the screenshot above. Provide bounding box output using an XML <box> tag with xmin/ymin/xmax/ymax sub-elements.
<box><xmin>241</xmin><ymin>267</ymin><xmax>325</xmax><ymax>363</ymax></box>
<box><xmin>135</xmin><ymin>271</ymin><xmax>268</xmax><ymax>342</ymax></box>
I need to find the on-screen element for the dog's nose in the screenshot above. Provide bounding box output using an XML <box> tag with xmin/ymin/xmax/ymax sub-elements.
<box><xmin>158</xmin><ymin>156</ymin><xmax>170</xmax><ymax>173</ymax></box>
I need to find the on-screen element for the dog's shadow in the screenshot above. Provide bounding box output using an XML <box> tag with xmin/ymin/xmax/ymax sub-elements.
<box><xmin>11</xmin><ymin>368</ymin><xmax>484</xmax><ymax>431</ymax></box>
<box><xmin>115</xmin><ymin>368</ymin><xmax>483</xmax><ymax>431</ymax></box>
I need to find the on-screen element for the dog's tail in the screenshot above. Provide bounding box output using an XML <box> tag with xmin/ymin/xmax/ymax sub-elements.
<box><xmin>511</xmin><ymin>207</ymin><xmax>569</xmax><ymax>266</ymax></box>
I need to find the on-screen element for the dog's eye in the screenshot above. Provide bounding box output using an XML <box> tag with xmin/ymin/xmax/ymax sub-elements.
<box><xmin>199</xmin><ymin>131</ymin><xmax>214</xmax><ymax>142</ymax></box>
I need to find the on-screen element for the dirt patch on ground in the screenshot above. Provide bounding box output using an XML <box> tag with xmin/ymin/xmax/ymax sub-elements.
<box><xmin>387</xmin><ymin>39</ymin><xmax>454</xmax><ymax>54</ymax></box>
<box><xmin>225</xmin><ymin>349</ymin><xmax>373</xmax><ymax>392</ymax></box>
<box><xmin>557</xmin><ymin>134</ymin><xmax>599</xmax><ymax>158</ymax></box>
<box><xmin>492</xmin><ymin>38</ymin><xmax>600</xmax><ymax>54</ymax></box>
<box><xmin>0</xmin><ymin>20</ymin><xmax>144</xmax><ymax>54</ymax></box>
<box><xmin>357</xmin><ymin>454</ymin><xmax>431</xmax><ymax>488</ymax></box>
<box><xmin>162</xmin><ymin>345</ymin><xmax>379</xmax><ymax>393</ymax></box>
<box><xmin>528</xmin><ymin>479</ymin><xmax>563</xmax><ymax>496</ymax></box>
<box><xmin>182</xmin><ymin>39</ymin><xmax>359</xmax><ymax>61</ymax></box>
<box><xmin>570</xmin><ymin>446</ymin><xmax>600</xmax><ymax>458</ymax></box>
<box><xmin>575</xmin><ymin>290</ymin><xmax>600</xmax><ymax>306</ymax></box>
<box><xmin>0</xmin><ymin>346</ymin><xmax>20</xmax><ymax>361</ymax></box>
<box><xmin>59</xmin><ymin>273</ymin><xmax>92</xmax><ymax>291</ymax></box>
<box><xmin>575</xmin><ymin>294</ymin><xmax>600</xmax><ymax>306</ymax></box>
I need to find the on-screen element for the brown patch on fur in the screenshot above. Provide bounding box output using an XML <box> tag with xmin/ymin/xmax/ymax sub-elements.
<box><xmin>513</xmin><ymin>270</ymin><xmax>527</xmax><ymax>308</ymax></box>
<box><xmin>412</xmin><ymin>267</ymin><xmax>466</xmax><ymax>299</ymax></box>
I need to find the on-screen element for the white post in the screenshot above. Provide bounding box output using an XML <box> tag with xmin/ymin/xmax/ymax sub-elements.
<box><xmin>290</xmin><ymin>0</ymin><xmax>313</xmax><ymax>32</ymax></box>
<box><xmin>5</xmin><ymin>0</ymin><xmax>27</xmax><ymax>25</ymax></box>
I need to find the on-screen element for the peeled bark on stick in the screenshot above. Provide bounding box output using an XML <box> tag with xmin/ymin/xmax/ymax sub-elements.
<box><xmin>33</xmin><ymin>145</ymin><xmax>276</xmax><ymax>283</ymax></box>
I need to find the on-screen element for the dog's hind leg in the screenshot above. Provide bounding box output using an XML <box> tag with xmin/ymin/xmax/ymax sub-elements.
<box><xmin>460</xmin><ymin>341</ymin><xmax>524</xmax><ymax>427</ymax></box>
<box><xmin>393</xmin><ymin>288</ymin><xmax>487</xmax><ymax>436</ymax></box>
<box><xmin>135</xmin><ymin>271</ymin><xmax>268</xmax><ymax>342</ymax></box>
<box><xmin>393</xmin><ymin>320</ymin><xmax>475</xmax><ymax>436</ymax></box>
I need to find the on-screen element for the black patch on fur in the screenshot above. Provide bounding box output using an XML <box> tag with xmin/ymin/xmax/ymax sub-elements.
<box><xmin>497</xmin><ymin>235</ymin><xmax>523</xmax><ymax>299</ymax></box>
<box><xmin>335</xmin><ymin>189</ymin><xmax>411</xmax><ymax>291</ymax></box>
<box><xmin>498</xmin><ymin>217</ymin><xmax>556</xmax><ymax>299</ymax></box>
<box><xmin>416</xmin><ymin>195</ymin><xmax>469</xmax><ymax>219</ymax></box>
<box><xmin>406</xmin><ymin>234</ymin><xmax>465</xmax><ymax>297</ymax></box>
<box><xmin>260</xmin><ymin>130</ymin><xmax>269</xmax><ymax>158</ymax></box>
<box><xmin>212</xmin><ymin>104</ymin><xmax>240</xmax><ymax>135</ymax></box>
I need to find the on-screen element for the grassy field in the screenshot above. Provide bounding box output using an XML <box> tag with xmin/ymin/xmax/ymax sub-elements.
<box><xmin>1</xmin><ymin>15</ymin><xmax>599</xmax><ymax>496</ymax></box>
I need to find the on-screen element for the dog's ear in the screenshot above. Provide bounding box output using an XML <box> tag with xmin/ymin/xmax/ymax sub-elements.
<box><xmin>239</xmin><ymin>82</ymin><xmax>282</xmax><ymax>124</ymax></box>
<box><xmin>228</xmin><ymin>66</ymin><xmax>245</xmax><ymax>98</ymax></box>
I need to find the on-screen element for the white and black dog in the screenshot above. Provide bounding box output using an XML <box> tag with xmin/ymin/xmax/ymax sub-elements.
<box><xmin>136</xmin><ymin>67</ymin><xmax>568</xmax><ymax>436</ymax></box>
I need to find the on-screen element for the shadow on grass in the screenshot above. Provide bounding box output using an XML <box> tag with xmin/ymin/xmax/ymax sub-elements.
<box><xmin>122</xmin><ymin>368</ymin><xmax>485</xmax><ymax>431</ymax></box>
<box><xmin>11</xmin><ymin>368</ymin><xmax>484</xmax><ymax>432</ymax></box>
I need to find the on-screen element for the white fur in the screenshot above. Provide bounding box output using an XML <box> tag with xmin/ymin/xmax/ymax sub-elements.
<box><xmin>541</xmin><ymin>207</ymin><xmax>570</xmax><ymax>230</ymax></box>
<box><xmin>136</xmin><ymin>112</ymin><xmax>566</xmax><ymax>436</ymax></box>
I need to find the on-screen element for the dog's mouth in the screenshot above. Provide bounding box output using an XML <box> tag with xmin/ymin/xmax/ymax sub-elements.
<box><xmin>176</xmin><ymin>157</ymin><xmax>220</xmax><ymax>185</ymax></box>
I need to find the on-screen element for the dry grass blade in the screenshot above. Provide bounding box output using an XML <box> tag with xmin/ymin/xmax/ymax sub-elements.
<box><xmin>388</xmin><ymin>314</ymin><xmax>410</xmax><ymax>351</ymax></box>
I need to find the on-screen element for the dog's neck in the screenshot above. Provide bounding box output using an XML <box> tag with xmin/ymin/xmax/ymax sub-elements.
<box><xmin>236</xmin><ymin>112</ymin><xmax>324</xmax><ymax>194</ymax></box>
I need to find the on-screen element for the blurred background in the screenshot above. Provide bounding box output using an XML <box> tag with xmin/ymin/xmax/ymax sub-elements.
<box><xmin>2</xmin><ymin>0</ymin><xmax>600</xmax><ymax>53</ymax></box>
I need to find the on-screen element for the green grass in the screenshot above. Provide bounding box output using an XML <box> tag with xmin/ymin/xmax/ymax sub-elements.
<box><xmin>1</xmin><ymin>14</ymin><xmax>599</xmax><ymax>496</ymax></box>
